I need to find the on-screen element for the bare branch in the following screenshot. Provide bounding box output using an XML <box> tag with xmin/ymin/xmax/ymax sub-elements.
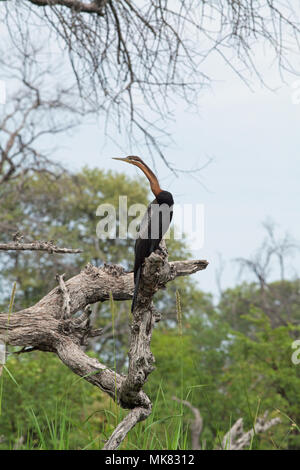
<box><xmin>0</xmin><ymin>41</ymin><xmax>81</xmax><ymax>185</ymax></box>
<box><xmin>3</xmin><ymin>1</ymin><xmax>298</xmax><ymax>166</ymax></box>
<box><xmin>103</xmin><ymin>406</ymin><xmax>152</xmax><ymax>450</ymax></box>
<box><xmin>27</xmin><ymin>0</ymin><xmax>107</xmax><ymax>15</ymax></box>
<box><xmin>0</xmin><ymin>241</ymin><xmax>82</xmax><ymax>254</ymax></box>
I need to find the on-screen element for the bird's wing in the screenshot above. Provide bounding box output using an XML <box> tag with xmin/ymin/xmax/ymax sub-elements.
<box><xmin>133</xmin><ymin>199</ymin><xmax>157</xmax><ymax>280</ymax></box>
<box><xmin>136</xmin><ymin>198</ymin><xmax>157</xmax><ymax>242</ymax></box>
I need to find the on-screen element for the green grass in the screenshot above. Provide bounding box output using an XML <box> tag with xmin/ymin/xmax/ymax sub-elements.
<box><xmin>0</xmin><ymin>289</ymin><xmax>197</xmax><ymax>450</ymax></box>
<box><xmin>0</xmin><ymin>357</ymin><xmax>294</xmax><ymax>450</ymax></box>
<box><xmin>0</xmin><ymin>373</ymin><xmax>195</xmax><ymax>450</ymax></box>
<box><xmin>0</xmin><ymin>282</ymin><xmax>17</xmax><ymax>416</ymax></box>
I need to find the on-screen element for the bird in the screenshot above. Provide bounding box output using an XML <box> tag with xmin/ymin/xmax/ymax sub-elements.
<box><xmin>113</xmin><ymin>156</ymin><xmax>174</xmax><ymax>312</ymax></box>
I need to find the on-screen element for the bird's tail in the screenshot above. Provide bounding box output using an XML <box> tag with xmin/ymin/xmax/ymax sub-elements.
<box><xmin>131</xmin><ymin>266</ymin><xmax>141</xmax><ymax>313</ymax></box>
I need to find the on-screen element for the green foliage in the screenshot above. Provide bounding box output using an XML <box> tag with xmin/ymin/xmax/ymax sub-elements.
<box><xmin>0</xmin><ymin>352</ymin><xmax>98</xmax><ymax>449</ymax></box>
<box><xmin>222</xmin><ymin>310</ymin><xmax>300</xmax><ymax>449</ymax></box>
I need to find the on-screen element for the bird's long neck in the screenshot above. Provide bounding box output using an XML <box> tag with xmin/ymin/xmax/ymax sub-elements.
<box><xmin>135</xmin><ymin>161</ymin><xmax>162</xmax><ymax>197</ymax></box>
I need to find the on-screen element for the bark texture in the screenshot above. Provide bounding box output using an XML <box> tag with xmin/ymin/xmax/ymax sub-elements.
<box><xmin>0</xmin><ymin>241</ymin><xmax>82</xmax><ymax>253</ymax></box>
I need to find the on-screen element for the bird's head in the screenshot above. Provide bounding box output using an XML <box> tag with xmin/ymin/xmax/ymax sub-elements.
<box><xmin>112</xmin><ymin>155</ymin><xmax>162</xmax><ymax>196</ymax></box>
<box><xmin>112</xmin><ymin>155</ymin><xmax>143</xmax><ymax>167</ymax></box>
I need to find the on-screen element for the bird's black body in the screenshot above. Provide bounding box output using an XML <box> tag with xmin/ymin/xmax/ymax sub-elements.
<box><xmin>112</xmin><ymin>155</ymin><xmax>174</xmax><ymax>312</ymax></box>
<box><xmin>132</xmin><ymin>190</ymin><xmax>174</xmax><ymax>312</ymax></box>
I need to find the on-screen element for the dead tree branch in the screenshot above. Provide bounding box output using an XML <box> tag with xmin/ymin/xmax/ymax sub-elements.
<box><xmin>0</xmin><ymin>249</ymin><xmax>208</xmax><ymax>450</ymax></box>
<box><xmin>27</xmin><ymin>0</ymin><xmax>107</xmax><ymax>15</ymax></box>
<box><xmin>171</xmin><ymin>398</ymin><xmax>280</xmax><ymax>450</ymax></box>
<box><xmin>172</xmin><ymin>396</ymin><xmax>203</xmax><ymax>450</ymax></box>
<box><xmin>0</xmin><ymin>241</ymin><xmax>82</xmax><ymax>254</ymax></box>
<box><xmin>3</xmin><ymin>1</ymin><xmax>300</xmax><ymax>167</ymax></box>
<box><xmin>220</xmin><ymin>412</ymin><xmax>281</xmax><ymax>450</ymax></box>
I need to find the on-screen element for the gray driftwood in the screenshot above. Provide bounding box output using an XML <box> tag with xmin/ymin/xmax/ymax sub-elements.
<box><xmin>220</xmin><ymin>412</ymin><xmax>281</xmax><ymax>450</ymax></box>
<box><xmin>0</xmin><ymin>244</ymin><xmax>208</xmax><ymax>450</ymax></box>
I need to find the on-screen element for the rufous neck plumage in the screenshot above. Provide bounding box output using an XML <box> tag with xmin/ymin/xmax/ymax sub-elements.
<box><xmin>134</xmin><ymin>161</ymin><xmax>162</xmax><ymax>197</ymax></box>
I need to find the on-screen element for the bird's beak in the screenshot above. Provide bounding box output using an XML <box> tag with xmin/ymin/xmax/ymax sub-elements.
<box><xmin>112</xmin><ymin>157</ymin><xmax>130</xmax><ymax>162</ymax></box>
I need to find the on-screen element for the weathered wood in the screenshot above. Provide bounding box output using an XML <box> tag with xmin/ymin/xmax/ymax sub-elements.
<box><xmin>0</xmin><ymin>241</ymin><xmax>82</xmax><ymax>253</ymax></box>
<box><xmin>0</xmin><ymin>250</ymin><xmax>208</xmax><ymax>449</ymax></box>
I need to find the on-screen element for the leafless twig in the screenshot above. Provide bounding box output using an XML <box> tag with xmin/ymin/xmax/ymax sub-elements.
<box><xmin>0</xmin><ymin>41</ymin><xmax>81</xmax><ymax>185</ymax></box>
<box><xmin>3</xmin><ymin>1</ymin><xmax>299</xmax><ymax>167</ymax></box>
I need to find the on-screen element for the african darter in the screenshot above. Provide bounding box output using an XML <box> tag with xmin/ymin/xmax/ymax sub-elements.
<box><xmin>113</xmin><ymin>156</ymin><xmax>174</xmax><ymax>312</ymax></box>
